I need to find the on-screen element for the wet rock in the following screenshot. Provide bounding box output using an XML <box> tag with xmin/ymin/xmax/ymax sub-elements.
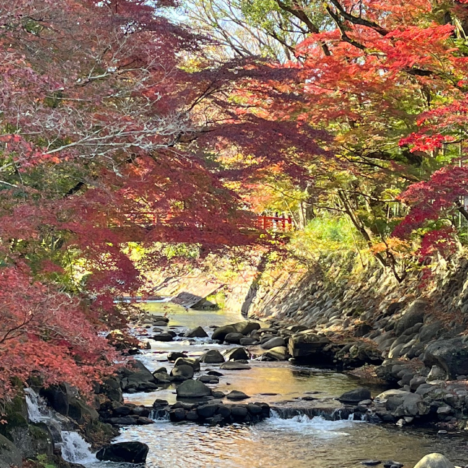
<box><xmin>153</xmin><ymin>398</ymin><xmax>169</xmax><ymax>408</ymax></box>
<box><xmin>226</xmin><ymin>391</ymin><xmax>250</xmax><ymax>401</ymax></box>
<box><xmin>414</xmin><ymin>453</ymin><xmax>455</xmax><ymax>468</ymax></box>
<box><xmin>200</xmin><ymin>350</ymin><xmax>225</xmax><ymax>364</ymax></box>
<box><xmin>361</xmin><ymin>462</ymin><xmax>381</xmax><ymax>466</ymax></box>
<box><xmin>176</xmin><ymin>380</ymin><xmax>212</xmax><ymax>398</ymax></box>
<box><xmin>171</xmin><ymin>365</ymin><xmax>194</xmax><ymax>381</ymax></box>
<box><xmin>261</xmin><ymin>337</ymin><xmax>286</xmax><ymax>350</ymax></box>
<box><xmin>119</xmin><ymin>362</ymin><xmax>157</xmax><ymax>392</ymax></box>
<box><xmin>223</xmin><ymin>347</ymin><xmax>250</xmax><ymax>361</ymax></box>
<box><xmin>154</xmin><ymin>321</ymin><xmax>169</xmax><ymax>326</ymax></box>
<box><xmin>212</xmin><ymin>322</ymin><xmax>260</xmax><ymax>341</ymax></box>
<box><xmin>174</xmin><ymin>357</ymin><xmax>201</xmax><ymax>372</ymax></box>
<box><xmin>96</xmin><ymin>442</ymin><xmax>149</xmax><ymax>463</ymax></box>
<box><xmin>186</xmin><ymin>411</ymin><xmax>199</xmax><ymax>421</ymax></box>
<box><xmin>247</xmin><ymin>404</ymin><xmax>263</xmax><ymax>415</ymax></box>
<box><xmin>220</xmin><ymin>362</ymin><xmax>251</xmax><ymax>370</ymax></box>
<box><xmin>211</xmin><ymin>325</ymin><xmax>237</xmax><ymax>341</ymax></box>
<box><xmin>152</xmin><ymin>333</ymin><xmax>173</xmax><ymax>342</ymax></box>
<box><xmin>170</xmin><ymin>408</ymin><xmax>187</xmax><ymax>421</ymax></box>
<box><xmin>225</xmin><ymin>333</ymin><xmax>244</xmax><ymax>344</ymax></box>
<box><xmin>153</xmin><ymin>372</ymin><xmax>173</xmax><ymax>384</ymax></box>
<box><xmin>167</xmin><ymin>352</ymin><xmax>187</xmax><ymax>362</ymax></box>
<box><xmin>339</xmin><ymin>388</ymin><xmax>371</xmax><ymax>404</ymax></box>
<box><xmin>197</xmin><ymin>404</ymin><xmax>219</xmax><ymax>418</ymax></box>
<box><xmin>198</xmin><ymin>375</ymin><xmax>219</xmax><ymax>384</ymax></box>
<box><xmin>230</xmin><ymin>406</ymin><xmax>248</xmax><ymax>418</ymax></box>
<box><xmin>206</xmin><ymin>370</ymin><xmax>224</xmax><ymax>377</ymax></box>
<box><xmin>424</xmin><ymin>338</ymin><xmax>468</xmax><ymax>379</ymax></box>
<box><xmin>212</xmin><ymin>391</ymin><xmax>226</xmax><ymax>398</ymax></box>
<box><xmin>217</xmin><ymin>405</ymin><xmax>231</xmax><ymax>418</ymax></box>
<box><xmin>262</xmin><ymin>346</ymin><xmax>288</xmax><ymax>361</ymax></box>
<box><xmin>287</xmin><ymin>325</ymin><xmax>308</xmax><ymax>333</ymax></box>
<box><xmin>185</xmin><ymin>326</ymin><xmax>208</xmax><ymax>338</ymax></box>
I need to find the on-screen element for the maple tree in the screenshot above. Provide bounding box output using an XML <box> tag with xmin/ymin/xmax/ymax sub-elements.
<box><xmin>185</xmin><ymin>0</ymin><xmax>468</xmax><ymax>277</ymax></box>
<box><xmin>0</xmin><ymin>0</ymin><xmax>329</xmax><ymax>398</ymax></box>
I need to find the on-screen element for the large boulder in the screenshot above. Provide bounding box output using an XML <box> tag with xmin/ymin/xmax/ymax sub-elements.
<box><xmin>424</xmin><ymin>337</ymin><xmax>468</xmax><ymax>379</ymax></box>
<box><xmin>96</xmin><ymin>442</ymin><xmax>149</xmax><ymax>463</ymax></box>
<box><xmin>394</xmin><ymin>299</ymin><xmax>427</xmax><ymax>336</ymax></box>
<box><xmin>288</xmin><ymin>333</ymin><xmax>331</xmax><ymax>361</ymax></box>
<box><xmin>185</xmin><ymin>326</ymin><xmax>208</xmax><ymax>338</ymax></box>
<box><xmin>176</xmin><ymin>380</ymin><xmax>211</xmax><ymax>398</ymax></box>
<box><xmin>0</xmin><ymin>434</ymin><xmax>22</xmax><ymax>468</ymax></box>
<box><xmin>223</xmin><ymin>347</ymin><xmax>250</xmax><ymax>361</ymax></box>
<box><xmin>200</xmin><ymin>350</ymin><xmax>225</xmax><ymax>364</ymax></box>
<box><xmin>414</xmin><ymin>453</ymin><xmax>455</xmax><ymax>468</ymax></box>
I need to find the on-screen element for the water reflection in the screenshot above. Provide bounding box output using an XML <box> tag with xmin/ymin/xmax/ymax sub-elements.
<box><xmin>107</xmin><ymin>303</ymin><xmax>468</xmax><ymax>468</ymax></box>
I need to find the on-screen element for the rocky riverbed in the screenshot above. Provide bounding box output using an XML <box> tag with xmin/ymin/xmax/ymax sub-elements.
<box><xmin>3</xmin><ymin>302</ymin><xmax>468</xmax><ymax>468</ymax></box>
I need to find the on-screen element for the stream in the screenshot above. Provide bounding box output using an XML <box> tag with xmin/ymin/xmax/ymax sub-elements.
<box><xmin>35</xmin><ymin>303</ymin><xmax>468</xmax><ymax>467</ymax></box>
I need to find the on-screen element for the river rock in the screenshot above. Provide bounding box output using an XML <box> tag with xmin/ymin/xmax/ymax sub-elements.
<box><xmin>288</xmin><ymin>333</ymin><xmax>331</xmax><ymax>361</ymax></box>
<box><xmin>414</xmin><ymin>453</ymin><xmax>455</xmax><ymax>468</ymax></box>
<box><xmin>226</xmin><ymin>391</ymin><xmax>250</xmax><ymax>401</ymax></box>
<box><xmin>225</xmin><ymin>333</ymin><xmax>244</xmax><ymax>344</ymax></box>
<box><xmin>261</xmin><ymin>337</ymin><xmax>286</xmax><ymax>350</ymax></box>
<box><xmin>240</xmin><ymin>337</ymin><xmax>258</xmax><ymax>346</ymax></box>
<box><xmin>197</xmin><ymin>404</ymin><xmax>219</xmax><ymax>418</ymax></box>
<box><xmin>174</xmin><ymin>357</ymin><xmax>201</xmax><ymax>372</ymax></box>
<box><xmin>230</xmin><ymin>406</ymin><xmax>248</xmax><ymax>418</ymax></box>
<box><xmin>220</xmin><ymin>362</ymin><xmax>251</xmax><ymax>370</ymax></box>
<box><xmin>262</xmin><ymin>346</ymin><xmax>288</xmax><ymax>361</ymax></box>
<box><xmin>223</xmin><ymin>347</ymin><xmax>250</xmax><ymax>361</ymax></box>
<box><xmin>153</xmin><ymin>333</ymin><xmax>173</xmax><ymax>342</ymax></box>
<box><xmin>168</xmin><ymin>352</ymin><xmax>187</xmax><ymax>361</ymax></box>
<box><xmin>96</xmin><ymin>442</ymin><xmax>149</xmax><ymax>463</ymax></box>
<box><xmin>176</xmin><ymin>380</ymin><xmax>212</xmax><ymax>398</ymax></box>
<box><xmin>119</xmin><ymin>362</ymin><xmax>157</xmax><ymax>392</ymax></box>
<box><xmin>424</xmin><ymin>337</ymin><xmax>468</xmax><ymax>379</ymax></box>
<box><xmin>198</xmin><ymin>375</ymin><xmax>219</xmax><ymax>384</ymax></box>
<box><xmin>171</xmin><ymin>365</ymin><xmax>194</xmax><ymax>381</ymax></box>
<box><xmin>212</xmin><ymin>322</ymin><xmax>260</xmax><ymax>341</ymax></box>
<box><xmin>185</xmin><ymin>326</ymin><xmax>208</xmax><ymax>338</ymax></box>
<box><xmin>339</xmin><ymin>388</ymin><xmax>371</xmax><ymax>404</ymax></box>
<box><xmin>201</xmin><ymin>350</ymin><xmax>225</xmax><ymax>364</ymax></box>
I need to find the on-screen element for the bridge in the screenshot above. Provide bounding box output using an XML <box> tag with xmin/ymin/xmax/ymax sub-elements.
<box><xmin>126</xmin><ymin>212</ymin><xmax>294</xmax><ymax>232</ymax></box>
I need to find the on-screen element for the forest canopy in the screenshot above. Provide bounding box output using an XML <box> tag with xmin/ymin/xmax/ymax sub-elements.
<box><xmin>2</xmin><ymin>0</ymin><xmax>468</xmax><ymax>398</ymax></box>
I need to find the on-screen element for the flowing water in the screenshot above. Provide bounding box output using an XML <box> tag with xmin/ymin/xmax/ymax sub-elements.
<box><xmin>30</xmin><ymin>303</ymin><xmax>468</xmax><ymax>467</ymax></box>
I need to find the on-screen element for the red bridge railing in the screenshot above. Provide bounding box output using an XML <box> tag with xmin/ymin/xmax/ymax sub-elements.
<box><xmin>125</xmin><ymin>212</ymin><xmax>294</xmax><ymax>232</ymax></box>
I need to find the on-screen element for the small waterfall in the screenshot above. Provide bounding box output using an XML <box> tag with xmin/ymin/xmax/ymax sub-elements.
<box><xmin>25</xmin><ymin>388</ymin><xmax>50</xmax><ymax>423</ymax></box>
<box><xmin>150</xmin><ymin>408</ymin><xmax>170</xmax><ymax>421</ymax></box>
<box><xmin>24</xmin><ymin>388</ymin><xmax>96</xmax><ymax>464</ymax></box>
<box><xmin>60</xmin><ymin>431</ymin><xmax>95</xmax><ymax>464</ymax></box>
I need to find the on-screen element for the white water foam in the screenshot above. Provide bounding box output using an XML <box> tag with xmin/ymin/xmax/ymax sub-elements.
<box><xmin>60</xmin><ymin>431</ymin><xmax>96</xmax><ymax>464</ymax></box>
<box><xmin>25</xmin><ymin>388</ymin><xmax>50</xmax><ymax>423</ymax></box>
<box><xmin>266</xmin><ymin>411</ymin><xmax>354</xmax><ymax>438</ymax></box>
<box><xmin>25</xmin><ymin>388</ymin><xmax>96</xmax><ymax>464</ymax></box>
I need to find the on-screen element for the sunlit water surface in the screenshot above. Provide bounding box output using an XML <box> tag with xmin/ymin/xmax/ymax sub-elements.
<box><xmin>87</xmin><ymin>303</ymin><xmax>468</xmax><ymax>467</ymax></box>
